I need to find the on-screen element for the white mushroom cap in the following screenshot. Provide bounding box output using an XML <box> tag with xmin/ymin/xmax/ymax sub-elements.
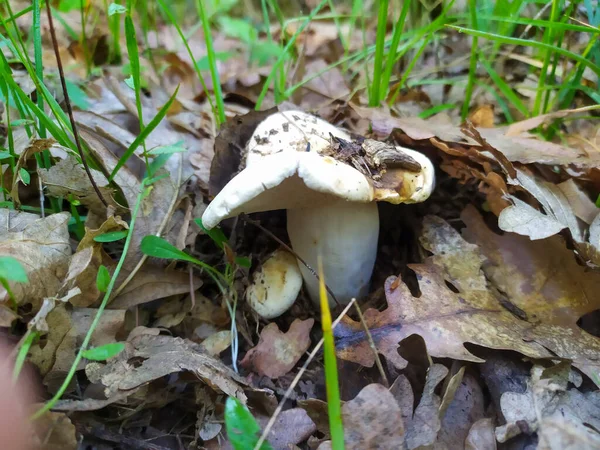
<box><xmin>246</xmin><ymin>249</ymin><xmax>303</xmax><ymax>319</ymax></box>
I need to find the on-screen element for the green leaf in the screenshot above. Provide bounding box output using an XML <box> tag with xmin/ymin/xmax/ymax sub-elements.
<box><xmin>225</xmin><ymin>397</ymin><xmax>273</xmax><ymax>450</ymax></box>
<box><xmin>140</xmin><ymin>235</ymin><xmax>201</xmax><ymax>265</ymax></box>
<box><xmin>218</xmin><ymin>17</ymin><xmax>255</xmax><ymax>43</ymax></box>
<box><xmin>0</xmin><ymin>256</ymin><xmax>28</xmax><ymax>283</ymax></box>
<box><xmin>251</xmin><ymin>42</ymin><xmax>285</xmax><ymax>66</ymax></box>
<box><xmin>148</xmin><ymin>141</ymin><xmax>186</xmax><ymax>155</ymax></box>
<box><xmin>234</xmin><ymin>256</ymin><xmax>251</xmax><ymax>268</ymax></box>
<box><xmin>65</xmin><ymin>79</ymin><xmax>90</xmax><ymax>110</ymax></box>
<box><xmin>93</xmin><ymin>230</ymin><xmax>129</xmax><ymax>243</ymax></box>
<box><xmin>108</xmin><ymin>3</ymin><xmax>127</xmax><ymax>15</ymax></box>
<box><xmin>82</xmin><ymin>342</ymin><xmax>125</xmax><ymax>361</ymax></box>
<box><xmin>96</xmin><ymin>265</ymin><xmax>110</xmax><ymax>293</ymax></box>
<box><xmin>19</xmin><ymin>167</ymin><xmax>30</xmax><ymax>185</ymax></box>
<box><xmin>9</xmin><ymin>118</ymin><xmax>35</xmax><ymax>127</ymax></box>
<box><xmin>195</xmin><ymin>218</ymin><xmax>227</xmax><ymax>249</ymax></box>
<box><xmin>57</xmin><ymin>0</ymin><xmax>80</xmax><ymax>12</ymax></box>
<box><xmin>124</xmin><ymin>75</ymin><xmax>135</xmax><ymax>90</ymax></box>
<box><xmin>0</xmin><ymin>150</ymin><xmax>14</xmax><ymax>160</ymax></box>
<box><xmin>196</xmin><ymin>52</ymin><xmax>235</xmax><ymax>71</ymax></box>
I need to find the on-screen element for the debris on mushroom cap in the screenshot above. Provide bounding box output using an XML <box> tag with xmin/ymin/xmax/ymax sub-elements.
<box><xmin>245</xmin><ymin>110</ymin><xmax>351</xmax><ymax>166</ymax></box>
<box><xmin>246</xmin><ymin>249</ymin><xmax>303</xmax><ymax>319</ymax></box>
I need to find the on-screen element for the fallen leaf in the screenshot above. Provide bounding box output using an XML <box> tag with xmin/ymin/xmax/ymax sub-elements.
<box><xmin>33</xmin><ymin>411</ymin><xmax>78</xmax><ymax>450</ymax></box>
<box><xmin>109</xmin><ymin>266</ymin><xmax>201</xmax><ymax>309</ymax></box>
<box><xmin>38</xmin><ymin>154</ymin><xmax>118</xmax><ymax>215</ymax></box>
<box><xmin>60</xmin><ymin>245</ymin><xmax>114</xmax><ymax>307</ymax></box>
<box><xmin>0</xmin><ymin>210</ymin><xmax>71</xmax><ymax>308</ymax></box>
<box><xmin>537</xmin><ymin>416</ymin><xmax>600</xmax><ymax>450</ymax></box>
<box><xmin>495</xmin><ymin>364</ymin><xmax>600</xmax><ymax>443</ymax></box>
<box><xmin>465</xmin><ymin>418</ymin><xmax>497</xmax><ymax>450</ymax></box>
<box><xmin>200</xmin><ymin>330</ymin><xmax>232</xmax><ymax>356</ymax></box>
<box><xmin>86</xmin><ymin>334</ymin><xmax>247</xmax><ymax>402</ymax></box>
<box><xmin>405</xmin><ymin>364</ymin><xmax>447</xmax><ymax>449</ymax></box>
<box><xmin>468</xmin><ymin>105</ymin><xmax>495</xmax><ymax>128</ymax></box>
<box><xmin>556</xmin><ymin>179</ymin><xmax>598</xmax><ymax>225</ymax></box>
<box><xmin>498</xmin><ymin>195</ymin><xmax>567</xmax><ymax>240</ymax></box>
<box><xmin>334</xmin><ymin>213</ymin><xmax>552</xmax><ymax>370</ymax></box>
<box><xmin>506</xmin><ymin>105</ymin><xmax>600</xmax><ymax>136</ymax></box>
<box><xmin>342</xmin><ymin>383</ymin><xmax>406</xmax><ymax>450</ymax></box>
<box><xmin>435</xmin><ymin>373</ymin><xmax>485</xmax><ymax>449</ymax></box>
<box><xmin>241</xmin><ymin>318</ymin><xmax>314</xmax><ymax>379</ymax></box>
<box><xmin>336</xmin><ymin>207</ymin><xmax>600</xmax><ymax>378</ymax></box>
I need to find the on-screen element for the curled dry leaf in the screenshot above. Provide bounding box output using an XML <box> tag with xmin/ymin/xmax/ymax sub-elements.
<box><xmin>86</xmin><ymin>334</ymin><xmax>247</xmax><ymax>402</ymax></box>
<box><xmin>240</xmin><ymin>318</ymin><xmax>314</xmax><ymax>379</ymax></box>
<box><xmin>496</xmin><ymin>364</ymin><xmax>600</xmax><ymax>444</ymax></box>
<box><xmin>0</xmin><ymin>210</ymin><xmax>71</xmax><ymax>308</ymax></box>
<box><xmin>342</xmin><ymin>383</ymin><xmax>406</xmax><ymax>450</ymax></box>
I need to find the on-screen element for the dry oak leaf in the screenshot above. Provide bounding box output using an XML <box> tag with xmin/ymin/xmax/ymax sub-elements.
<box><xmin>342</xmin><ymin>383</ymin><xmax>406</xmax><ymax>450</ymax></box>
<box><xmin>0</xmin><ymin>210</ymin><xmax>71</xmax><ymax>308</ymax></box>
<box><xmin>461</xmin><ymin>205</ymin><xmax>600</xmax><ymax>378</ymax></box>
<box><xmin>336</xmin><ymin>207</ymin><xmax>600</xmax><ymax>379</ymax></box>
<box><xmin>241</xmin><ymin>318</ymin><xmax>314</xmax><ymax>378</ymax></box>
<box><xmin>86</xmin><ymin>334</ymin><xmax>247</xmax><ymax>402</ymax></box>
<box><xmin>496</xmin><ymin>364</ymin><xmax>600</xmax><ymax>444</ymax></box>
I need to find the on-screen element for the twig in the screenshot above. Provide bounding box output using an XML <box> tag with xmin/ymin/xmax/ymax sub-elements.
<box><xmin>45</xmin><ymin>1</ymin><xmax>108</xmax><ymax>208</ymax></box>
<box><xmin>253</xmin><ymin>298</ymin><xmax>356</xmax><ymax>450</ymax></box>
<box><xmin>241</xmin><ymin>214</ymin><xmax>341</xmax><ymax>307</ymax></box>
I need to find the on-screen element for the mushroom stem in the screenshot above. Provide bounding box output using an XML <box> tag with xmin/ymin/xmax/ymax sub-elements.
<box><xmin>287</xmin><ymin>200</ymin><xmax>379</xmax><ymax>306</ymax></box>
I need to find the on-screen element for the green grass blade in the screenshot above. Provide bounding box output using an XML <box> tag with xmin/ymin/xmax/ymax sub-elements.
<box><xmin>480</xmin><ymin>59</ymin><xmax>529</xmax><ymax>118</ymax></box>
<box><xmin>380</xmin><ymin>0</ymin><xmax>410</xmax><ymax>100</ymax></box>
<box><xmin>32</xmin><ymin>0</ymin><xmax>46</xmax><ymax>139</ymax></box>
<box><xmin>255</xmin><ymin>0</ymin><xmax>328</xmax><ymax>109</ymax></box>
<box><xmin>448</xmin><ymin>25</ymin><xmax>600</xmax><ymax>78</ymax></box>
<box><xmin>197</xmin><ymin>0</ymin><xmax>226</xmax><ymax>126</ymax></box>
<box><xmin>370</xmin><ymin>0</ymin><xmax>389</xmax><ymax>106</ymax></box>
<box><xmin>318</xmin><ymin>258</ymin><xmax>344</xmax><ymax>449</ymax></box>
<box><xmin>461</xmin><ymin>0</ymin><xmax>478</xmax><ymax>120</ymax></box>
<box><xmin>109</xmin><ymin>85</ymin><xmax>179</xmax><ymax>181</ymax></box>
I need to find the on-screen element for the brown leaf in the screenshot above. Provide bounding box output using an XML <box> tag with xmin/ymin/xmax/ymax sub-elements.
<box><xmin>60</xmin><ymin>246</ymin><xmax>114</xmax><ymax>307</ymax></box>
<box><xmin>86</xmin><ymin>334</ymin><xmax>247</xmax><ymax>402</ymax></box>
<box><xmin>241</xmin><ymin>318</ymin><xmax>314</xmax><ymax>378</ymax></box>
<box><xmin>405</xmin><ymin>364</ymin><xmax>447</xmax><ymax>449</ymax></box>
<box><xmin>468</xmin><ymin>105</ymin><xmax>495</xmax><ymax>128</ymax></box>
<box><xmin>505</xmin><ymin>105</ymin><xmax>600</xmax><ymax>137</ymax></box>
<box><xmin>38</xmin><ymin>155</ymin><xmax>117</xmax><ymax>215</ymax></box>
<box><xmin>33</xmin><ymin>412</ymin><xmax>78</xmax><ymax>450</ymax></box>
<box><xmin>342</xmin><ymin>383</ymin><xmax>406</xmax><ymax>450</ymax></box>
<box><xmin>0</xmin><ymin>210</ymin><xmax>71</xmax><ymax>308</ymax></box>
<box><xmin>109</xmin><ymin>266</ymin><xmax>201</xmax><ymax>309</ymax></box>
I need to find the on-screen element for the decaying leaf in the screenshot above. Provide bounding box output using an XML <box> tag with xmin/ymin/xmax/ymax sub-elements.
<box><xmin>496</xmin><ymin>364</ymin><xmax>600</xmax><ymax>444</ymax></box>
<box><xmin>0</xmin><ymin>210</ymin><xmax>71</xmax><ymax>308</ymax></box>
<box><xmin>60</xmin><ymin>246</ymin><xmax>114</xmax><ymax>307</ymax></box>
<box><xmin>342</xmin><ymin>383</ymin><xmax>406</xmax><ymax>450</ymax></box>
<box><xmin>241</xmin><ymin>318</ymin><xmax>314</xmax><ymax>379</ymax></box>
<box><xmin>86</xmin><ymin>334</ymin><xmax>247</xmax><ymax>402</ymax></box>
<box><xmin>465</xmin><ymin>418</ymin><xmax>497</xmax><ymax>450</ymax></box>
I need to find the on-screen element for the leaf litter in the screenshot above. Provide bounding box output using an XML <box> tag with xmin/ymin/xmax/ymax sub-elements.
<box><xmin>2</xmin><ymin>1</ymin><xmax>600</xmax><ymax>449</ymax></box>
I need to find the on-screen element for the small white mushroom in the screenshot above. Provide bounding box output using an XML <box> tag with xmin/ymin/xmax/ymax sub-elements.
<box><xmin>246</xmin><ymin>249</ymin><xmax>303</xmax><ymax>319</ymax></box>
<box><xmin>203</xmin><ymin>111</ymin><xmax>435</xmax><ymax>307</ymax></box>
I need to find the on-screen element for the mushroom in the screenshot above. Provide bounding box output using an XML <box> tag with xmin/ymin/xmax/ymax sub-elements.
<box><xmin>203</xmin><ymin>110</ymin><xmax>435</xmax><ymax>306</ymax></box>
<box><xmin>246</xmin><ymin>249</ymin><xmax>302</xmax><ymax>319</ymax></box>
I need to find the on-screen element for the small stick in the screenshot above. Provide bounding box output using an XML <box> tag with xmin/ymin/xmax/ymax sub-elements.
<box><xmin>241</xmin><ymin>214</ymin><xmax>341</xmax><ymax>307</ymax></box>
<box><xmin>253</xmin><ymin>298</ymin><xmax>356</xmax><ymax>450</ymax></box>
<box><xmin>45</xmin><ymin>1</ymin><xmax>108</xmax><ymax>208</ymax></box>
<box><xmin>352</xmin><ymin>301</ymin><xmax>388</xmax><ymax>387</ymax></box>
